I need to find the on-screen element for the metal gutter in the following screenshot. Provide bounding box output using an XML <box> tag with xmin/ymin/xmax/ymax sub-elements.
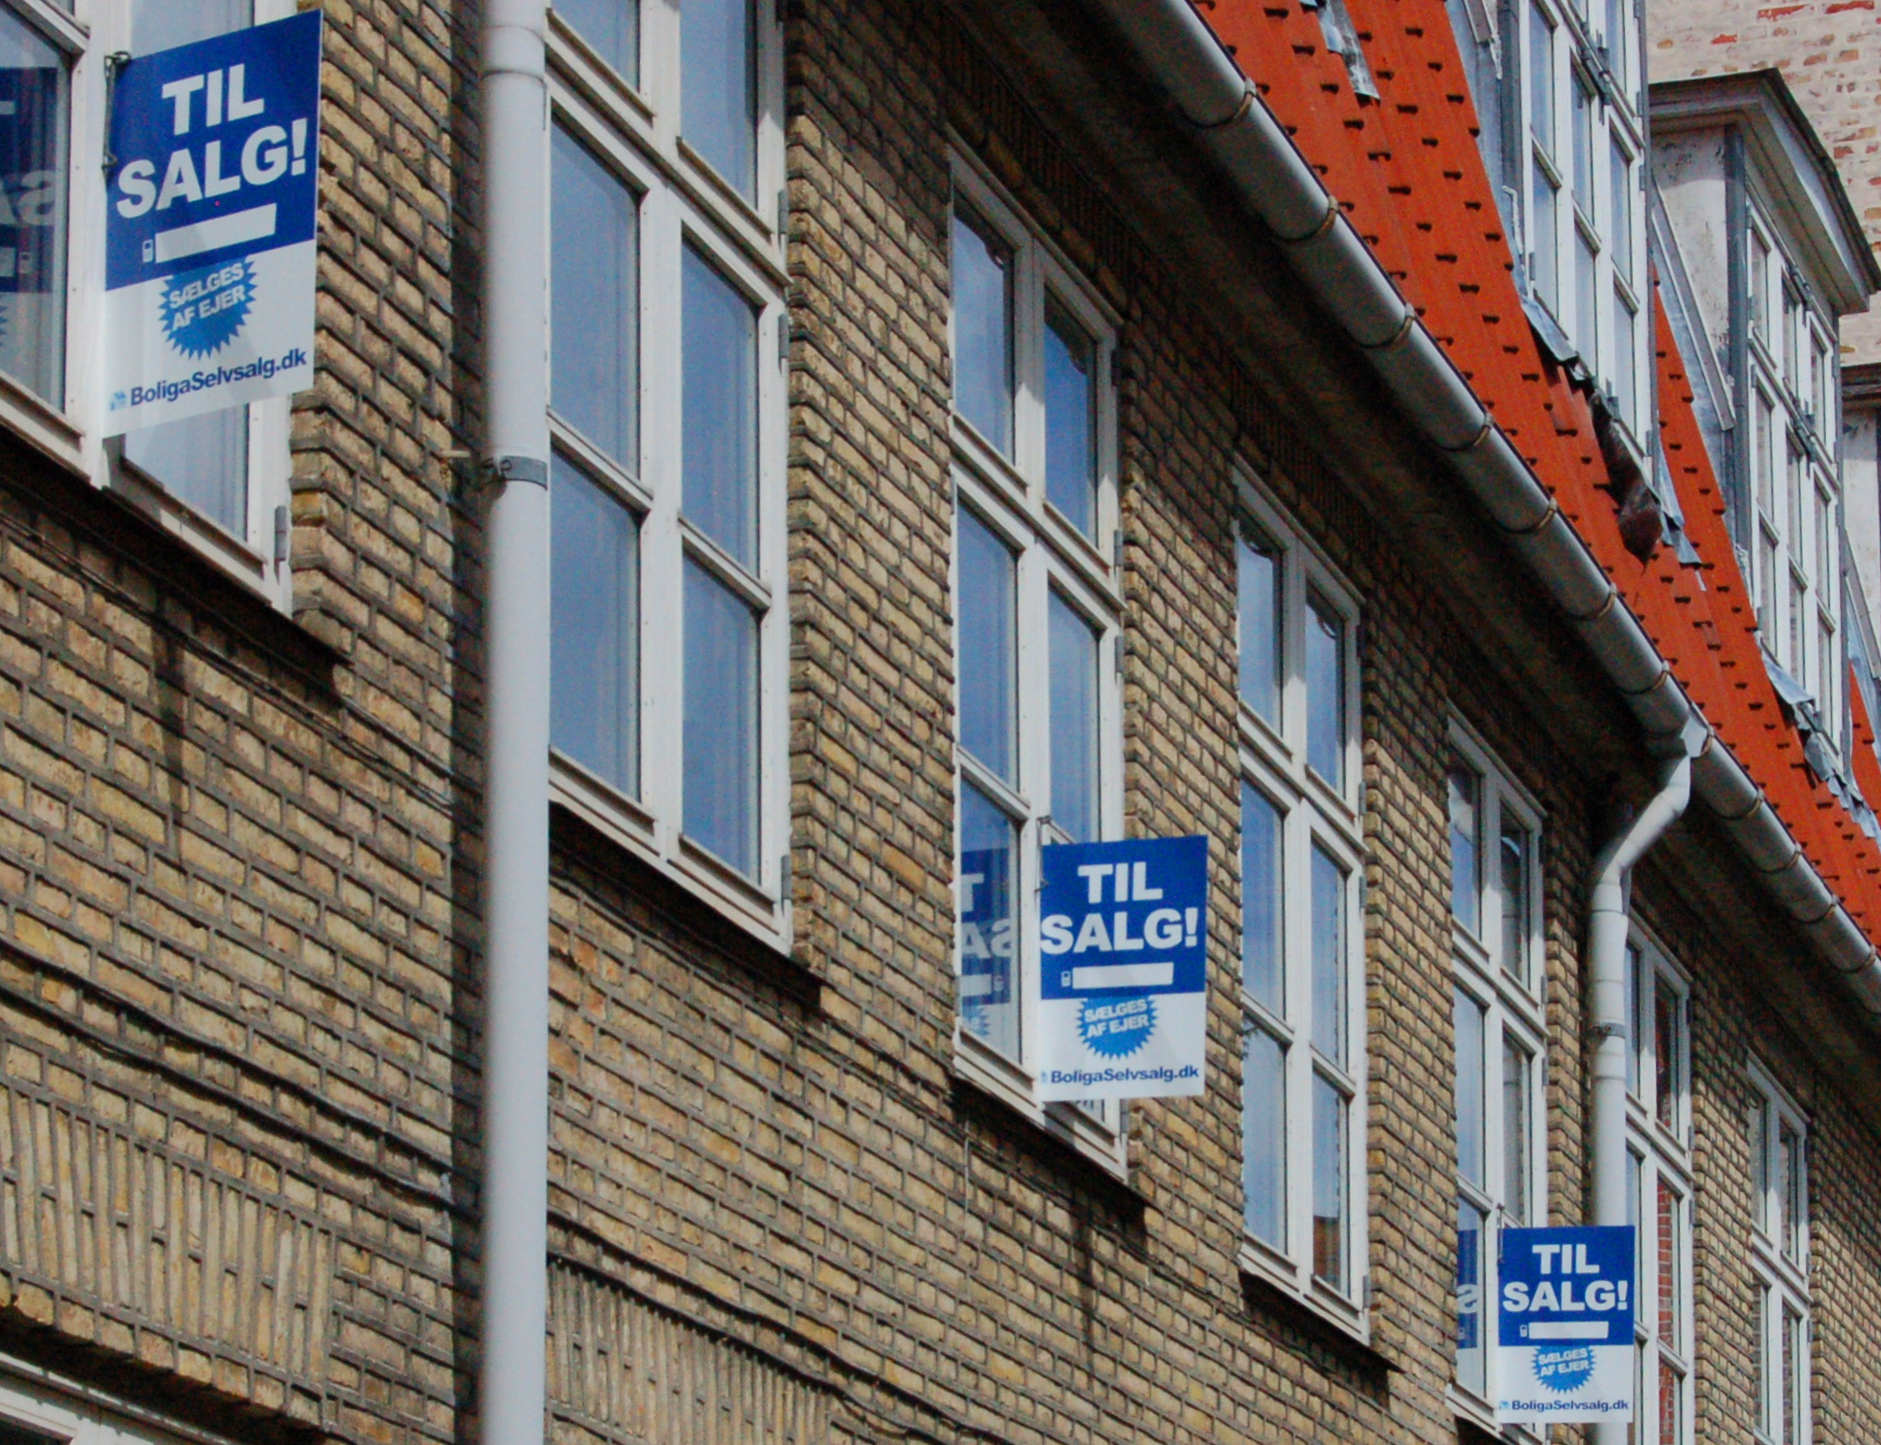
<box><xmin>1084</xmin><ymin>0</ymin><xmax>1881</xmax><ymax>1016</ymax></box>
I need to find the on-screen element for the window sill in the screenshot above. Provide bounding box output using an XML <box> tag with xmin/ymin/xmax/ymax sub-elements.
<box><xmin>1237</xmin><ymin>1238</ymin><xmax>1370</xmax><ymax>1348</ymax></box>
<box><xmin>106</xmin><ymin>457</ymin><xmax>289</xmax><ymax>612</ymax></box>
<box><xmin>549</xmin><ymin>749</ymin><xmax>792</xmax><ymax>958</ymax></box>
<box><xmin>0</xmin><ymin>370</ymin><xmax>85</xmax><ymax>479</ymax></box>
<box><xmin>953</xmin><ymin>1030</ymin><xmax>1128</xmax><ymax>1182</ymax></box>
<box><xmin>1449</xmin><ymin>1383</ymin><xmax>1498</xmax><ymax>1438</ymax></box>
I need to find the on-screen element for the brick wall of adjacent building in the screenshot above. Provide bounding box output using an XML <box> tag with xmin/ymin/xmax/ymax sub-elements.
<box><xmin>1648</xmin><ymin>0</ymin><xmax>1881</xmax><ymax>364</ymax></box>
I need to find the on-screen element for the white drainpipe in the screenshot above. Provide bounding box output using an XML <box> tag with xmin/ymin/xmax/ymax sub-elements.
<box><xmin>478</xmin><ymin>1</ymin><xmax>551</xmax><ymax>1443</ymax></box>
<box><xmin>1585</xmin><ymin>753</ymin><xmax>1689</xmax><ymax>1442</ymax></box>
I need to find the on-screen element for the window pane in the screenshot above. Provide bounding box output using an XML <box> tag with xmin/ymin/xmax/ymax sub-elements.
<box><xmin>683</xmin><ymin>559</ymin><xmax>759</xmax><ymax>875</ymax></box>
<box><xmin>951</xmin><ymin>205</ymin><xmax>1013</xmax><ymax>455</ymax></box>
<box><xmin>0</xmin><ymin>10</ymin><xmax>66</xmax><ymax>405</ymax></box>
<box><xmin>1657</xmin><ymin>1174</ymin><xmax>1680</xmax><ymax>1341</ymax></box>
<box><xmin>1659</xmin><ymin>1361</ymin><xmax>1682</xmax><ymax>1445</ymax></box>
<box><xmin>1625</xmin><ymin>943</ymin><xmax>1642</xmax><ymax>1096</ymax></box>
<box><xmin>681</xmin><ymin>0</ymin><xmax>754</xmax><ymax>196</ymax></box>
<box><xmin>132</xmin><ymin>0</ymin><xmax>249</xmax><ymax>50</ymax></box>
<box><xmin>1237</xmin><ymin>524</ymin><xmax>1281</xmax><ymax>723</ymax></box>
<box><xmin>1750</xmin><ymin>231</ymin><xmax>1770</xmax><ymax>337</ymax></box>
<box><xmin>123</xmin><ymin>411</ymin><xmax>248</xmax><ymax>537</ymax></box>
<box><xmin>958</xmin><ymin>782</ymin><xmax>1020</xmax><ymax>1061</ymax></box>
<box><xmin>682</xmin><ymin>245</ymin><xmax>758</xmax><ymax>567</ymax></box>
<box><xmin>1312</xmin><ymin>1073</ymin><xmax>1347</xmax><ymax>1291</ymax></box>
<box><xmin>1749</xmin><ymin>1099</ymin><xmax>1768</xmax><ymax>1230</ymax></box>
<box><xmin>1532</xmin><ymin>173</ymin><xmax>1558</xmax><ymax>309</ymax></box>
<box><xmin>1454</xmin><ymin>989</ymin><xmax>1485</xmax><ymax>1187</ymax></box>
<box><xmin>1305</xmin><ymin>590</ymin><xmax>1346</xmax><ymax>789</ymax></box>
<box><xmin>1783</xmin><ymin>1308</ymin><xmax>1804</xmax><ymax>1444</ymax></box>
<box><xmin>1655</xmin><ymin>982</ymin><xmax>1679</xmax><ymax>1131</ymax></box>
<box><xmin>1613</xmin><ymin>292</ymin><xmax>1636</xmax><ymax>426</ymax></box>
<box><xmin>551</xmin><ymin>457</ymin><xmax>639</xmax><ymax>795</ymax></box>
<box><xmin>1047</xmin><ymin>591</ymin><xmax>1100</xmax><ymax>843</ymax></box>
<box><xmin>1757</xmin><ymin>1282</ymin><xmax>1773</xmax><ymax>1438</ymax></box>
<box><xmin>1610</xmin><ymin>137</ymin><xmax>1633</xmax><ymax>286</ymax></box>
<box><xmin>1311</xmin><ymin>846</ymin><xmax>1346</xmax><ymax>1067</ymax></box>
<box><xmin>1456</xmin><ymin>1197</ymin><xmax>1488</xmax><ymax>1394</ymax></box>
<box><xmin>956</xmin><ymin>506</ymin><xmax>1016</xmax><ymax>781</ymax></box>
<box><xmin>552</xmin><ymin>127</ymin><xmax>638</xmax><ymax>468</ymax></box>
<box><xmin>1500</xmin><ymin>818</ymin><xmax>1530</xmax><ymax>982</ymax></box>
<box><xmin>1044</xmin><ymin>297</ymin><xmax>1097</xmax><ymax>536</ymax></box>
<box><xmin>1241</xmin><ymin>784</ymin><xmax>1282</xmax><ymax>1011</ymax></box>
<box><xmin>1571</xmin><ymin>75</ymin><xmax>1594</xmax><ymax>204</ymax></box>
<box><xmin>1576</xmin><ymin>234</ymin><xmax>1598</xmax><ymax>364</ymax></box>
<box><xmin>1502</xmin><ymin>1035</ymin><xmax>1531</xmax><ymax>1224</ymax></box>
<box><xmin>1779</xmin><ymin>1122</ymin><xmax>1803</xmax><ymax>1262</ymax></box>
<box><xmin>1448</xmin><ymin>760</ymin><xmax>1480</xmax><ymax>933</ymax></box>
<box><xmin>556</xmin><ymin>0</ymin><xmax>638</xmax><ymax>84</ymax></box>
<box><xmin>1527</xmin><ymin>3</ymin><xmax>1554</xmax><ymax>153</ymax></box>
<box><xmin>1242</xmin><ymin>1027</ymin><xmax>1286</xmax><ymax>1247</ymax></box>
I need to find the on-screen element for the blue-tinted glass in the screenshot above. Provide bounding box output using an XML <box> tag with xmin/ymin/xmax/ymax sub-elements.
<box><xmin>681</xmin><ymin>0</ymin><xmax>754</xmax><ymax>197</ymax></box>
<box><xmin>1500</xmin><ymin>821</ymin><xmax>1530</xmax><ymax>980</ymax></box>
<box><xmin>683</xmin><ymin>559</ymin><xmax>758</xmax><ymax>874</ymax></box>
<box><xmin>1454</xmin><ymin>987</ymin><xmax>1485</xmax><ymax>1187</ymax></box>
<box><xmin>1448</xmin><ymin>760</ymin><xmax>1480</xmax><ymax>932</ymax></box>
<box><xmin>123</xmin><ymin>411</ymin><xmax>247</xmax><ymax>537</ymax></box>
<box><xmin>1044</xmin><ymin>298</ymin><xmax>1096</xmax><ymax>534</ymax></box>
<box><xmin>1048</xmin><ymin>592</ymin><xmax>1099</xmax><ymax>842</ymax></box>
<box><xmin>1313</xmin><ymin>1074</ymin><xmax>1347</xmax><ymax>1289</ymax></box>
<box><xmin>1456</xmin><ymin>1197</ymin><xmax>1488</xmax><ymax>1392</ymax></box>
<box><xmin>1611</xmin><ymin>137</ymin><xmax>1633</xmax><ymax>285</ymax></box>
<box><xmin>1238</xmin><ymin>527</ymin><xmax>1280</xmax><ymax>722</ymax></box>
<box><xmin>1241</xmin><ymin>783</ymin><xmax>1282</xmax><ymax>1010</ymax></box>
<box><xmin>552</xmin><ymin>127</ymin><xmax>637</xmax><ymax>467</ymax></box>
<box><xmin>951</xmin><ymin>205</ymin><xmax>1012</xmax><ymax>455</ymax></box>
<box><xmin>957</xmin><ymin>506</ymin><xmax>1015</xmax><ymax>782</ymax></box>
<box><xmin>1306</xmin><ymin>590</ymin><xmax>1346</xmax><ymax>789</ymax></box>
<box><xmin>551</xmin><ymin>457</ymin><xmax>639</xmax><ymax>794</ymax></box>
<box><xmin>1311</xmin><ymin>846</ymin><xmax>1345</xmax><ymax>1066</ymax></box>
<box><xmin>682</xmin><ymin>245</ymin><xmax>757</xmax><ymax>566</ymax></box>
<box><xmin>1243</xmin><ymin>1028</ymin><xmax>1286</xmax><ymax>1246</ymax></box>
<box><xmin>959</xmin><ymin>782</ymin><xmax>1019</xmax><ymax>1060</ymax></box>
<box><xmin>132</xmin><ymin>0</ymin><xmax>248</xmax><ymax>50</ymax></box>
<box><xmin>556</xmin><ymin>0</ymin><xmax>638</xmax><ymax>85</ymax></box>
<box><xmin>0</xmin><ymin>9</ymin><xmax>64</xmax><ymax>405</ymax></box>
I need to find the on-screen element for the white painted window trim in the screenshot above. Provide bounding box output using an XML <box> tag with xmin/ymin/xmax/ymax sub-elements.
<box><xmin>1628</xmin><ymin>925</ymin><xmax>1694</xmax><ymax>1445</ymax></box>
<box><xmin>1446</xmin><ymin>718</ymin><xmax>1546</xmax><ymax>1426</ymax></box>
<box><xmin>1747</xmin><ymin>1057</ymin><xmax>1811</xmax><ymax>1445</ymax></box>
<box><xmin>546</xmin><ymin>0</ymin><xmax>791</xmax><ymax>953</ymax></box>
<box><xmin>947</xmin><ymin>147</ymin><xmax>1125</xmax><ymax>1173</ymax></box>
<box><xmin>1235</xmin><ymin>466</ymin><xmax>1369</xmax><ymax>1342</ymax></box>
<box><xmin>0</xmin><ymin>1358</ymin><xmax>253</xmax><ymax>1445</ymax></box>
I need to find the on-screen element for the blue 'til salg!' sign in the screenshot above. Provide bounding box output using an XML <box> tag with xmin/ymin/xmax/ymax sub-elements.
<box><xmin>105</xmin><ymin>12</ymin><xmax>322</xmax><ymax>434</ymax></box>
<box><xmin>1496</xmin><ymin>1225</ymin><xmax>1635</xmax><ymax>1422</ymax></box>
<box><xmin>1034</xmin><ymin>836</ymin><xmax>1207</xmax><ymax>1100</ymax></box>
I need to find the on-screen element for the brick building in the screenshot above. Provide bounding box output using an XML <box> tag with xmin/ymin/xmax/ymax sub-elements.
<box><xmin>0</xmin><ymin>6</ymin><xmax>1872</xmax><ymax>1445</ymax></box>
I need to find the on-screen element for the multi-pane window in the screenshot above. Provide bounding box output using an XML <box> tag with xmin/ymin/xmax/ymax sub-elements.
<box><xmin>1499</xmin><ymin>0</ymin><xmax>1648</xmax><ymax>437</ymax></box>
<box><xmin>547</xmin><ymin>0</ymin><xmax>789</xmax><ymax>943</ymax></box>
<box><xmin>1742</xmin><ymin>208</ymin><xmax>1842</xmax><ymax>724</ymax></box>
<box><xmin>1628</xmin><ymin>933</ymin><xmax>1693</xmax><ymax>1445</ymax></box>
<box><xmin>1447</xmin><ymin>725</ymin><xmax>1544</xmax><ymax>1406</ymax></box>
<box><xmin>950</xmin><ymin>155</ymin><xmax>1122</xmax><ymax>1153</ymax></box>
<box><xmin>0</xmin><ymin>3</ymin><xmax>66</xmax><ymax>407</ymax></box>
<box><xmin>1748</xmin><ymin>1063</ymin><xmax>1810</xmax><ymax>1445</ymax></box>
<box><xmin>1237</xmin><ymin>479</ymin><xmax>1366</xmax><ymax>1328</ymax></box>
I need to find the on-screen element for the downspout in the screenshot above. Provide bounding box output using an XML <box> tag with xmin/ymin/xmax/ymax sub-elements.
<box><xmin>1586</xmin><ymin>753</ymin><xmax>1690</xmax><ymax>1444</ymax></box>
<box><xmin>1082</xmin><ymin>0</ymin><xmax>1881</xmax><ymax>1018</ymax></box>
<box><xmin>478</xmin><ymin>3</ymin><xmax>551</xmax><ymax>1445</ymax></box>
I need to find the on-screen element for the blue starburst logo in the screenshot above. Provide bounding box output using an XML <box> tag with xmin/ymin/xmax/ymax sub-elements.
<box><xmin>161</xmin><ymin>258</ymin><xmax>255</xmax><ymax>359</ymax></box>
<box><xmin>1533</xmin><ymin>1343</ymin><xmax>1595</xmax><ymax>1394</ymax></box>
<box><xmin>1079</xmin><ymin>995</ymin><xmax>1155</xmax><ymax>1057</ymax></box>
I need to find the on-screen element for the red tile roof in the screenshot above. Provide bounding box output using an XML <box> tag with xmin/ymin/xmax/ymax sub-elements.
<box><xmin>1197</xmin><ymin>0</ymin><xmax>1881</xmax><ymax>925</ymax></box>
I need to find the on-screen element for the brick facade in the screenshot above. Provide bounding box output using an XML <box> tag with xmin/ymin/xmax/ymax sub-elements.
<box><xmin>0</xmin><ymin>2</ymin><xmax>1873</xmax><ymax>1445</ymax></box>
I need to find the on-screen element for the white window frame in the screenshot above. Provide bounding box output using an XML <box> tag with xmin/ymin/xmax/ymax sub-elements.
<box><xmin>948</xmin><ymin>147</ymin><xmax>1126</xmax><ymax>1170</ymax></box>
<box><xmin>1747</xmin><ymin>1058</ymin><xmax>1811</xmax><ymax>1445</ymax></box>
<box><xmin>1743</xmin><ymin>198</ymin><xmax>1842</xmax><ymax>726</ymax></box>
<box><xmin>545</xmin><ymin>0</ymin><xmax>792</xmax><ymax>950</ymax></box>
<box><xmin>6</xmin><ymin>0</ymin><xmax>295</xmax><ymax>608</ymax></box>
<box><xmin>1235</xmin><ymin>468</ymin><xmax>1368</xmax><ymax>1338</ymax></box>
<box><xmin>1506</xmin><ymin>0</ymin><xmax>1649</xmax><ymax>444</ymax></box>
<box><xmin>1628</xmin><ymin>926</ymin><xmax>1694</xmax><ymax>1445</ymax></box>
<box><xmin>1445</xmin><ymin>719</ymin><xmax>1547</xmax><ymax>1429</ymax></box>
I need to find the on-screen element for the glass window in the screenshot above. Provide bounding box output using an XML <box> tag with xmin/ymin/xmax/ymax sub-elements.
<box><xmin>1241</xmin><ymin>784</ymin><xmax>1282</xmax><ymax>1010</ymax></box>
<box><xmin>1499</xmin><ymin>817</ymin><xmax>1531</xmax><ymax>984</ymax></box>
<box><xmin>556</xmin><ymin>0</ymin><xmax>638</xmax><ymax>84</ymax></box>
<box><xmin>1243</xmin><ymin>1027</ymin><xmax>1286</xmax><ymax>1247</ymax></box>
<box><xmin>1305</xmin><ymin>589</ymin><xmax>1346</xmax><ymax>790</ymax></box>
<box><xmin>958</xmin><ymin>782</ymin><xmax>1020</xmax><ymax>1061</ymax></box>
<box><xmin>683</xmin><ymin>558</ymin><xmax>759</xmax><ymax>873</ymax></box>
<box><xmin>681</xmin><ymin>0</ymin><xmax>755</xmax><ymax>197</ymax></box>
<box><xmin>1502</xmin><ymin>1036</ymin><xmax>1531</xmax><ymax>1223</ymax></box>
<box><xmin>0</xmin><ymin>9</ymin><xmax>65</xmax><ymax>406</ymax></box>
<box><xmin>682</xmin><ymin>245</ymin><xmax>758</xmax><ymax>567</ymax></box>
<box><xmin>550</xmin><ymin>457</ymin><xmax>639</xmax><ymax>794</ymax></box>
<box><xmin>1449</xmin><ymin>759</ymin><xmax>1481</xmax><ymax>934</ymax></box>
<box><xmin>1632</xmin><ymin>936</ymin><xmax>1691</xmax><ymax>1445</ymax></box>
<box><xmin>1312</xmin><ymin>1073</ymin><xmax>1347</xmax><ymax>1290</ymax></box>
<box><xmin>951</xmin><ymin>203</ymin><xmax>1014</xmax><ymax>456</ymax></box>
<box><xmin>1047</xmin><ymin>591</ymin><xmax>1100</xmax><ymax>843</ymax></box>
<box><xmin>552</xmin><ymin>126</ymin><xmax>639</xmax><ymax>467</ymax></box>
<box><xmin>1044</xmin><ymin>296</ymin><xmax>1097</xmax><ymax>536</ymax></box>
<box><xmin>1311</xmin><ymin>846</ymin><xmax>1346</xmax><ymax>1068</ymax></box>
<box><xmin>1454</xmin><ymin>989</ymin><xmax>1485</xmax><ymax>1187</ymax></box>
<box><xmin>957</xmin><ymin>506</ymin><xmax>1017</xmax><ymax>782</ymax></box>
<box><xmin>1238</xmin><ymin>524</ymin><xmax>1282</xmax><ymax>724</ymax></box>
<box><xmin>1611</xmin><ymin>137</ymin><xmax>1633</xmax><ymax>286</ymax></box>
